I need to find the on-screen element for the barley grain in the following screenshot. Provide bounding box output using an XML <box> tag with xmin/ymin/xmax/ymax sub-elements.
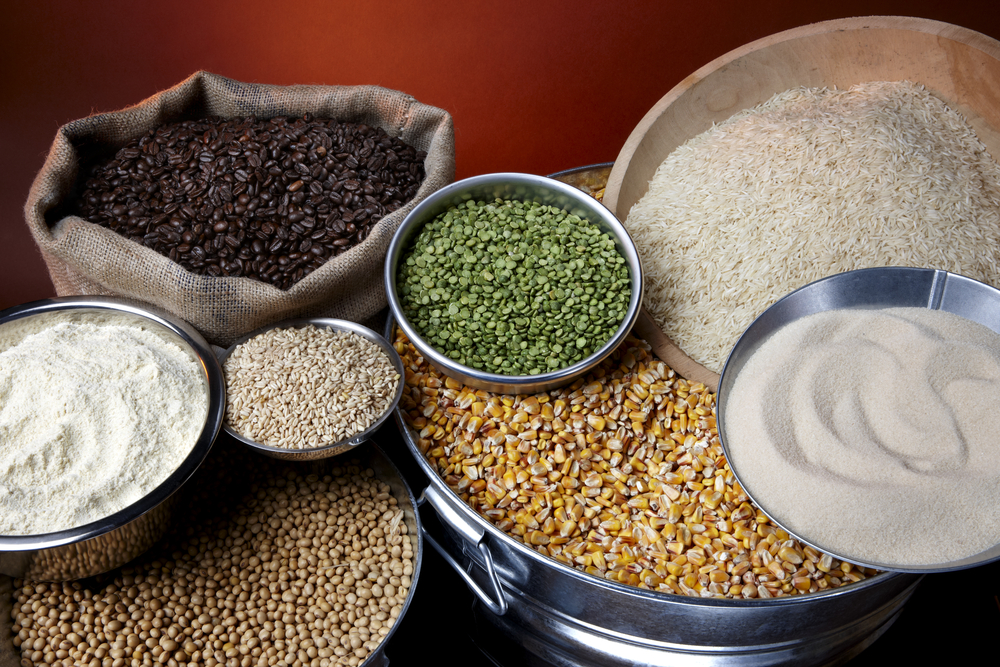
<box><xmin>224</xmin><ymin>325</ymin><xmax>400</xmax><ymax>449</ymax></box>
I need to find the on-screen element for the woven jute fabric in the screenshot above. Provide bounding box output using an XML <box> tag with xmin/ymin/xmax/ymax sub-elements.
<box><xmin>24</xmin><ymin>71</ymin><xmax>455</xmax><ymax>346</ymax></box>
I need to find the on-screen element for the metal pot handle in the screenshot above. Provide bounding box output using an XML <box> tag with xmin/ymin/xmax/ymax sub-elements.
<box><xmin>419</xmin><ymin>484</ymin><xmax>508</xmax><ymax>616</ymax></box>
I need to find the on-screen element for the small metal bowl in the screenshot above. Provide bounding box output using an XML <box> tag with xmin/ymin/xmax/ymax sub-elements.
<box><xmin>385</xmin><ymin>172</ymin><xmax>644</xmax><ymax>394</ymax></box>
<box><xmin>218</xmin><ymin>317</ymin><xmax>405</xmax><ymax>461</ymax></box>
<box><xmin>0</xmin><ymin>296</ymin><xmax>225</xmax><ymax>581</ymax></box>
<box><xmin>717</xmin><ymin>266</ymin><xmax>1000</xmax><ymax>573</ymax></box>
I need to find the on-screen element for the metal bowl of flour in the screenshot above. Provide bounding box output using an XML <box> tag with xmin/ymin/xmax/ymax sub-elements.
<box><xmin>717</xmin><ymin>266</ymin><xmax>1000</xmax><ymax>573</ymax></box>
<box><xmin>0</xmin><ymin>296</ymin><xmax>225</xmax><ymax>581</ymax></box>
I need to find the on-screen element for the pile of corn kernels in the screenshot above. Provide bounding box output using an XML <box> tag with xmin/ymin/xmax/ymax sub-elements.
<box><xmin>395</xmin><ymin>331</ymin><xmax>875</xmax><ymax>599</ymax></box>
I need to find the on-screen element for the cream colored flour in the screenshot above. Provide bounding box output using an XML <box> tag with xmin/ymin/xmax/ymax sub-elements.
<box><xmin>0</xmin><ymin>311</ymin><xmax>208</xmax><ymax>535</ymax></box>
<box><xmin>724</xmin><ymin>307</ymin><xmax>1000</xmax><ymax>566</ymax></box>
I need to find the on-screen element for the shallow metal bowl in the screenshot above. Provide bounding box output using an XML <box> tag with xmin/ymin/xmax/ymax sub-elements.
<box><xmin>385</xmin><ymin>172</ymin><xmax>643</xmax><ymax>394</ymax></box>
<box><xmin>717</xmin><ymin>266</ymin><xmax>1000</xmax><ymax>573</ymax></box>
<box><xmin>0</xmin><ymin>296</ymin><xmax>225</xmax><ymax>581</ymax></box>
<box><xmin>218</xmin><ymin>317</ymin><xmax>405</xmax><ymax>461</ymax></box>
<box><xmin>547</xmin><ymin>162</ymin><xmax>613</xmax><ymax>200</ymax></box>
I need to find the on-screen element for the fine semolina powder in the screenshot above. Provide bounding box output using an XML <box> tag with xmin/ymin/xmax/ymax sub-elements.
<box><xmin>723</xmin><ymin>307</ymin><xmax>1000</xmax><ymax>567</ymax></box>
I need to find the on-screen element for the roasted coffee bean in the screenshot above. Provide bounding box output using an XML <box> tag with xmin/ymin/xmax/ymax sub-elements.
<box><xmin>74</xmin><ymin>115</ymin><xmax>426</xmax><ymax>290</ymax></box>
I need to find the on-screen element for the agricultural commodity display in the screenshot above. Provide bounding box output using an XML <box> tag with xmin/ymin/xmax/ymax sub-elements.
<box><xmin>395</xmin><ymin>329</ymin><xmax>874</xmax><ymax>598</ymax></box>
<box><xmin>625</xmin><ymin>81</ymin><xmax>1000</xmax><ymax>373</ymax></box>
<box><xmin>396</xmin><ymin>198</ymin><xmax>631</xmax><ymax>375</ymax></box>
<box><xmin>74</xmin><ymin>115</ymin><xmax>427</xmax><ymax>290</ymax></box>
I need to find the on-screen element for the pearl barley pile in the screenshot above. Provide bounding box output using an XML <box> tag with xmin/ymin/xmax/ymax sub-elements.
<box><xmin>224</xmin><ymin>325</ymin><xmax>401</xmax><ymax>449</ymax></box>
<box><xmin>10</xmin><ymin>453</ymin><xmax>415</xmax><ymax>667</ymax></box>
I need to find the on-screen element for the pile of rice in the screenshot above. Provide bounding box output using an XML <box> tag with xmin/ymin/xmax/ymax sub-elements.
<box><xmin>625</xmin><ymin>81</ymin><xmax>1000</xmax><ymax>373</ymax></box>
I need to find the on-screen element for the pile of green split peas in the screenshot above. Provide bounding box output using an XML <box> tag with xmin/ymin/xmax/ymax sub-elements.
<box><xmin>397</xmin><ymin>197</ymin><xmax>631</xmax><ymax>375</ymax></box>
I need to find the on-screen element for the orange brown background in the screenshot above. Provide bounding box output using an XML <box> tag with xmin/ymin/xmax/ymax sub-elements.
<box><xmin>3</xmin><ymin>1</ymin><xmax>1000</xmax><ymax>309</ymax></box>
<box><xmin>3</xmin><ymin>2</ymin><xmax>1000</xmax><ymax>663</ymax></box>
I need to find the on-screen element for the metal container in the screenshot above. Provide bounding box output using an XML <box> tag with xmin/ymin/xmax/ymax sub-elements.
<box><xmin>218</xmin><ymin>317</ymin><xmax>405</xmax><ymax>461</ymax></box>
<box><xmin>324</xmin><ymin>441</ymin><xmax>424</xmax><ymax>667</ymax></box>
<box><xmin>717</xmin><ymin>266</ymin><xmax>1000</xmax><ymax>574</ymax></box>
<box><xmin>385</xmin><ymin>172</ymin><xmax>644</xmax><ymax>395</ymax></box>
<box><xmin>548</xmin><ymin>162</ymin><xmax>614</xmax><ymax>200</ymax></box>
<box><xmin>389</xmin><ymin>316</ymin><xmax>922</xmax><ymax>667</ymax></box>
<box><xmin>0</xmin><ymin>296</ymin><xmax>225</xmax><ymax>581</ymax></box>
<box><xmin>0</xmin><ymin>440</ymin><xmax>422</xmax><ymax>667</ymax></box>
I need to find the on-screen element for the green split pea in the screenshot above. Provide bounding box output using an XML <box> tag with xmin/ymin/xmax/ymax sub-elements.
<box><xmin>396</xmin><ymin>197</ymin><xmax>632</xmax><ymax>375</ymax></box>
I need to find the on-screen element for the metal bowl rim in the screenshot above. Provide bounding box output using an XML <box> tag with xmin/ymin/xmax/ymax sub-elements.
<box><xmin>354</xmin><ymin>440</ymin><xmax>424</xmax><ymax>661</ymax></box>
<box><xmin>0</xmin><ymin>295</ymin><xmax>225</xmax><ymax>549</ymax></box>
<box><xmin>217</xmin><ymin>317</ymin><xmax>405</xmax><ymax>458</ymax></box>
<box><xmin>546</xmin><ymin>162</ymin><xmax>615</xmax><ymax>182</ymax></box>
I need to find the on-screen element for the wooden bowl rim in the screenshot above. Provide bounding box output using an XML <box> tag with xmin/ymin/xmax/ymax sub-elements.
<box><xmin>604</xmin><ymin>15</ymin><xmax>1000</xmax><ymax>390</ymax></box>
<box><xmin>605</xmin><ymin>15</ymin><xmax>1000</xmax><ymax>213</ymax></box>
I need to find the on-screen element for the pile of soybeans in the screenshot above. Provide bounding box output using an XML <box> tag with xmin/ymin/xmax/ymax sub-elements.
<box><xmin>4</xmin><ymin>443</ymin><xmax>415</xmax><ymax>667</ymax></box>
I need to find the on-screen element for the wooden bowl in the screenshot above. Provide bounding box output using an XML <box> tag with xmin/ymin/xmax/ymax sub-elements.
<box><xmin>604</xmin><ymin>16</ymin><xmax>1000</xmax><ymax>390</ymax></box>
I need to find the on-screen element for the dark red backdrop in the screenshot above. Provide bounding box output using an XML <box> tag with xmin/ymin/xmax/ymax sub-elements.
<box><xmin>3</xmin><ymin>4</ymin><xmax>1000</xmax><ymax>664</ymax></box>
<box><xmin>3</xmin><ymin>1</ymin><xmax>1000</xmax><ymax>308</ymax></box>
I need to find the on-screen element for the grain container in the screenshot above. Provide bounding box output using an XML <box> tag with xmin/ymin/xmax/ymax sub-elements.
<box><xmin>0</xmin><ymin>296</ymin><xmax>225</xmax><ymax>582</ymax></box>
<box><xmin>603</xmin><ymin>16</ymin><xmax>1000</xmax><ymax>387</ymax></box>
<box><xmin>0</xmin><ymin>439</ymin><xmax>422</xmax><ymax>667</ymax></box>
<box><xmin>388</xmin><ymin>312</ymin><xmax>921</xmax><ymax>666</ymax></box>
<box><xmin>385</xmin><ymin>172</ymin><xmax>643</xmax><ymax>395</ymax></box>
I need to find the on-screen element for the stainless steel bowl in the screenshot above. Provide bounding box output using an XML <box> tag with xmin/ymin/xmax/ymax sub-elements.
<box><xmin>547</xmin><ymin>162</ymin><xmax>614</xmax><ymax>199</ymax></box>
<box><xmin>0</xmin><ymin>439</ymin><xmax>422</xmax><ymax>667</ymax></box>
<box><xmin>717</xmin><ymin>266</ymin><xmax>1000</xmax><ymax>573</ymax></box>
<box><xmin>218</xmin><ymin>317</ymin><xmax>405</xmax><ymax>461</ymax></box>
<box><xmin>384</xmin><ymin>305</ymin><xmax>922</xmax><ymax>666</ymax></box>
<box><xmin>385</xmin><ymin>172</ymin><xmax>643</xmax><ymax>394</ymax></box>
<box><xmin>0</xmin><ymin>296</ymin><xmax>225</xmax><ymax>581</ymax></box>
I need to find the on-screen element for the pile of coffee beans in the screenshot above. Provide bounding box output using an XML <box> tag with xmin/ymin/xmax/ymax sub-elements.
<box><xmin>73</xmin><ymin>114</ymin><xmax>427</xmax><ymax>290</ymax></box>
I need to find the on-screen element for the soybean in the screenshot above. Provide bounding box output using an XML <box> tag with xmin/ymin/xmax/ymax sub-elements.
<box><xmin>10</xmin><ymin>451</ymin><xmax>415</xmax><ymax>667</ymax></box>
<box><xmin>397</xmin><ymin>198</ymin><xmax>631</xmax><ymax>375</ymax></box>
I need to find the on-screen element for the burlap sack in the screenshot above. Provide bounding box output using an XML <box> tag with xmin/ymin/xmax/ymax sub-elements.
<box><xmin>24</xmin><ymin>71</ymin><xmax>454</xmax><ymax>346</ymax></box>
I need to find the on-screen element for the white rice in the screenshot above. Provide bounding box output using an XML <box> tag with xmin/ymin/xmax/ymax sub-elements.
<box><xmin>625</xmin><ymin>81</ymin><xmax>1000</xmax><ymax>373</ymax></box>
